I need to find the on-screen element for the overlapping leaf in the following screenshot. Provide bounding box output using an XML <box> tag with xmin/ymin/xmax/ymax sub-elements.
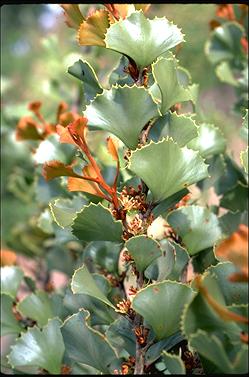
<box><xmin>187</xmin><ymin>123</ymin><xmax>226</xmax><ymax>158</ymax></box>
<box><xmin>1</xmin><ymin>266</ymin><xmax>24</xmax><ymax>299</ymax></box>
<box><xmin>167</xmin><ymin>205</ymin><xmax>222</xmax><ymax>255</ymax></box>
<box><xmin>1</xmin><ymin>294</ymin><xmax>22</xmax><ymax>336</ymax></box>
<box><xmin>84</xmin><ymin>85</ymin><xmax>160</xmax><ymax>149</ymax></box>
<box><xmin>152</xmin><ymin>57</ymin><xmax>194</xmax><ymax>114</ymax></box>
<box><xmin>72</xmin><ymin>203</ymin><xmax>123</xmax><ymax>242</ymax></box>
<box><xmin>61</xmin><ymin>309</ymin><xmax>118</xmax><ymax>373</ymax></box>
<box><xmin>78</xmin><ymin>9</ymin><xmax>110</xmax><ymax>47</ymax></box>
<box><xmin>131</xmin><ymin>281</ymin><xmax>194</xmax><ymax>339</ymax></box>
<box><xmin>8</xmin><ymin>319</ymin><xmax>65</xmax><ymax>374</ymax></box>
<box><xmin>105</xmin><ymin>11</ymin><xmax>184</xmax><ymax>69</ymax></box>
<box><xmin>128</xmin><ymin>138</ymin><xmax>209</xmax><ymax>202</ymax></box>
<box><xmin>49</xmin><ymin>196</ymin><xmax>86</xmax><ymax>228</ymax></box>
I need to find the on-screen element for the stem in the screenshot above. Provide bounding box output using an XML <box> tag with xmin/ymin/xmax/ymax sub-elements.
<box><xmin>134</xmin><ymin>271</ymin><xmax>145</xmax><ymax>375</ymax></box>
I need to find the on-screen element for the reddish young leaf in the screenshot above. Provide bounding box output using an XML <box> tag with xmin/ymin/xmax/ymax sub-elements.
<box><xmin>216</xmin><ymin>4</ymin><xmax>235</xmax><ymax>21</ymax></box>
<box><xmin>28</xmin><ymin>101</ymin><xmax>42</xmax><ymax>113</ymax></box>
<box><xmin>56</xmin><ymin>101</ymin><xmax>68</xmax><ymax>122</ymax></box>
<box><xmin>16</xmin><ymin>117</ymin><xmax>43</xmax><ymax>141</ymax></box>
<box><xmin>215</xmin><ymin>224</ymin><xmax>248</xmax><ymax>281</ymax></box>
<box><xmin>107</xmin><ymin>136</ymin><xmax>119</xmax><ymax>162</ymax></box>
<box><xmin>68</xmin><ymin>177</ymin><xmax>106</xmax><ymax>199</ymax></box>
<box><xmin>61</xmin><ymin>4</ymin><xmax>85</xmax><ymax>29</ymax></box>
<box><xmin>56</xmin><ymin>125</ymin><xmax>75</xmax><ymax>146</ymax></box>
<box><xmin>42</xmin><ymin>160</ymin><xmax>82</xmax><ymax>181</ymax></box>
<box><xmin>58</xmin><ymin>111</ymin><xmax>80</xmax><ymax>127</ymax></box>
<box><xmin>0</xmin><ymin>249</ymin><xmax>17</xmax><ymax>266</ymax></box>
<box><xmin>77</xmin><ymin>9</ymin><xmax>110</xmax><ymax>47</ymax></box>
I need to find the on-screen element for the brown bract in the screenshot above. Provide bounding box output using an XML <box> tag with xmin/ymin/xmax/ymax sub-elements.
<box><xmin>60</xmin><ymin>4</ymin><xmax>85</xmax><ymax>29</ymax></box>
<box><xmin>77</xmin><ymin>9</ymin><xmax>110</xmax><ymax>47</ymax></box>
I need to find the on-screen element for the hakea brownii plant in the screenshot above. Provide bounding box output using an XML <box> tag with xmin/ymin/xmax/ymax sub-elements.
<box><xmin>3</xmin><ymin>4</ymin><xmax>248</xmax><ymax>376</ymax></box>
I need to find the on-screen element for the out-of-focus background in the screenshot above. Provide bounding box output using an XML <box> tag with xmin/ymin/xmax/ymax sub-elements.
<box><xmin>1</xmin><ymin>3</ymin><xmax>244</xmax><ymax>251</ymax></box>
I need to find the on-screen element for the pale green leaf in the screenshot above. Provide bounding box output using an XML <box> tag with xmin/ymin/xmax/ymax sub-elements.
<box><xmin>187</xmin><ymin>123</ymin><xmax>226</xmax><ymax>158</ymax></box>
<box><xmin>49</xmin><ymin>196</ymin><xmax>86</xmax><ymax>228</ymax></box>
<box><xmin>1</xmin><ymin>294</ymin><xmax>22</xmax><ymax>336</ymax></box>
<box><xmin>16</xmin><ymin>290</ymin><xmax>55</xmax><ymax>327</ymax></box>
<box><xmin>167</xmin><ymin>205</ymin><xmax>222</xmax><ymax>255</ymax></box>
<box><xmin>129</xmin><ymin>138</ymin><xmax>209</xmax><ymax>202</ymax></box>
<box><xmin>131</xmin><ymin>281</ymin><xmax>194</xmax><ymax>339</ymax></box>
<box><xmin>152</xmin><ymin>57</ymin><xmax>193</xmax><ymax>114</ymax></box>
<box><xmin>84</xmin><ymin>85</ymin><xmax>160</xmax><ymax>149</ymax></box>
<box><xmin>216</xmin><ymin>61</ymin><xmax>238</xmax><ymax>86</ymax></box>
<box><xmin>8</xmin><ymin>318</ymin><xmax>65</xmax><ymax>374</ymax></box>
<box><xmin>61</xmin><ymin>309</ymin><xmax>118</xmax><ymax>373</ymax></box>
<box><xmin>125</xmin><ymin>235</ymin><xmax>162</xmax><ymax>273</ymax></box>
<box><xmin>162</xmin><ymin>351</ymin><xmax>186</xmax><ymax>374</ymax></box>
<box><xmin>72</xmin><ymin>203</ymin><xmax>123</xmax><ymax>242</ymax></box>
<box><xmin>240</xmin><ymin>147</ymin><xmax>248</xmax><ymax>174</ymax></box>
<box><xmin>1</xmin><ymin>266</ymin><xmax>24</xmax><ymax>299</ymax></box>
<box><xmin>71</xmin><ymin>264</ymin><xmax>116</xmax><ymax>309</ymax></box>
<box><xmin>149</xmin><ymin>112</ymin><xmax>198</xmax><ymax>147</ymax></box>
<box><xmin>68</xmin><ymin>60</ymin><xmax>103</xmax><ymax>109</ymax></box>
<box><xmin>105</xmin><ymin>11</ymin><xmax>184</xmax><ymax>70</ymax></box>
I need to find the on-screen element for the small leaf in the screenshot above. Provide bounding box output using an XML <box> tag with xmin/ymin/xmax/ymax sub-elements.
<box><xmin>8</xmin><ymin>318</ymin><xmax>65</xmax><ymax>374</ymax></box>
<box><xmin>71</xmin><ymin>264</ymin><xmax>116</xmax><ymax>309</ymax></box>
<box><xmin>1</xmin><ymin>266</ymin><xmax>24</xmax><ymax>299</ymax></box>
<box><xmin>78</xmin><ymin>9</ymin><xmax>110</xmax><ymax>47</ymax></box>
<box><xmin>125</xmin><ymin>235</ymin><xmax>162</xmax><ymax>273</ymax></box>
<box><xmin>83</xmin><ymin>241</ymin><xmax>121</xmax><ymax>275</ymax></box>
<box><xmin>220</xmin><ymin>182</ymin><xmax>248</xmax><ymax>212</ymax></box>
<box><xmin>106</xmin><ymin>316</ymin><xmax>136</xmax><ymax>357</ymax></box>
<box><xmin>105</xmin><ymin>11</ymin><xmax>184</xmax><ymax>70</ymax></box>
<box><xmin>16</xmin><ymin>290</ymin><xmax>55</xmax><ymax>327</ymax></box>
<box><xmin>131</xmin><ymin>281</ymin><xmax>194</xmax><ymax>339</ymax></box>
<box><xmin>162</xmin><ymin>351</ymin><xmax>186</xmax><ymax>374</ymax></box>
<box><xmin>1</xmin><ymin>294</ymin><xmax>22</xmax><ymax>336</ymax></box>
<box><xmin>49</xmin><ymin>196</ymin><xmax>86</xmax><ymax>228</ymax></box>
<box><xmin>107</xmin><ymin>136</ymin><xmax>119</xmax><ymax>162</ymax></box>
<box><xmin>240</xmin><ymin>110</ymin><xmax>248</xmax><ymax>141</ymax></box>
<box><xmin>149</xmin><ymin>112</ymin><xmax>198</xmax><ymax>147</ymax></box>
<box><xmin>16</xmin><ymin>116</ymin><xmax>43</xmax><ymax>141</ymax></box>
<box><xmin>37</xmin><ymin>208</ymin><xmax>54</xmax><ymax>234</ymax></box>
<box><xmin>152</xmin><ymin>57</ymin><xmax>193</xmax><ymax>114</ymax></box>
<box><xmin>216</xmin><ymin>61</ymin><xmax>238</xmax><ymax>86</ymax></box>
<box><xmin>187</xmin><ymin>123</ymin><xmax>226</xmax><ymax>158</ymax></box>
<box><xmin>42</xmin><ymin>160</ymin><xmax>82</xmax><ymax>181</ymax></box>
<box><xmin>68</xmin><ymin>60</ymin><xmax>103</xmax><ymax>108</ymax></box>
<box><xmin>129</xmin><ymin>138</ymin><xmax>209</xmax><ymax>202</ymax></box>
<box><xmin>84</xmin><ymin>85</ymin><xmax>160</xmax><ymax>149</ymax></box>
<box><xmin>72</xmin><ymin>203</ymin><xmax>123</xmax><ymax>242</ymax></box>
<box><xmin>145</xmin><ymin>239</ymin><xmax>176</xmax><ymax>281</ymax></box>
<box><xmin>61</xmin><ymin>309</ymin><xmax>118</xmax><ymax>373</ymax></box>
<box><xmin>167</xmin><ymin>205</ymin><xmax>222</xmax><ymax>255</ymax></box>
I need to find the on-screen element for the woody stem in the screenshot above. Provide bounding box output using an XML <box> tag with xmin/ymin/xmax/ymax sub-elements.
<box><xmin>134</xmin><ymin>271</ymin><xmax>145</xmax><ymax>375</ymax></box>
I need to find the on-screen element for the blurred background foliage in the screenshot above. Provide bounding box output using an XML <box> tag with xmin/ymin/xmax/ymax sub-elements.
<box><xmin>1</xmin><ymin>4</ymin><xmax>245</xmax><ymax>248</ymax></box>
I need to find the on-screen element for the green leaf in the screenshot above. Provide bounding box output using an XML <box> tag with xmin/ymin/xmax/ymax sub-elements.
<box><xmin>72</xmin><ymin>203</ymin><xmax>123</xmax><ymax>242</ymax></box>
<box><xmin>205</xmin><ymin>22</ymin><xmax>245</xmax><ymax>65</ymax></box>
<box><xmin>131</xmin><ymin>281</ymin><xmax>194</xmax><ymax>340</ymax></box>
<box><xmin>16</xmin><ymin>290</ymin><xmax>55</xmax><ymax>327</ymax></box>
<box><xmin>106</xmin><ymin>316</ymin><xmax>136</xmax><ymax>357</ymax></box>
<box><xmin>108</xmin><ymin>56</ymin><xmax>134</xmax><ymax>86</ymax></box>
<box><xmin>197</xmin><ymin>154</ymin><xmax>226</xmax><ymax>192</ymax></box>
<box><xmin>129</xmin><ymin>138</ymin><xmax>209</xmax><ymax>202</ymax></box>
<box><xmin>61</xmin><ymin>310</ymin><xmax>118</xmax><ymax>373</ymax></box>
<box><xmin>68</xmin><ymin>60</ymin><xmax>103</xmax><ymax>109</ymax></box>
<box><xmin>49</xmin><ymin>196</ymin><xmax>86</xmax><ymax>228</ymax></box>
<box><xmin>145</xmin><ymin>331</ymin><xmax>184</xmax><ymax>367</ymax></box>
<box><xmin>144</xmin><ymin>239</ymin><xmax>175</xmax><ymax>281</ymax></box>
<box><xmin>1</xmin><ymin>266</ymin><xmax>24</xmax><ymax>299</ymax></box>
<box><xmin>152</xmin><ymin>57</ymin><xmax>193</xmax><ymax>114</ymax></box>
<box><xmin>219</xmin><ymin>210</ymin><xmax>248</xmax><ymax>236</ymax></box>
<box><xmin>37</xmin><ymin>208</ymin><xmax>54</xmax><ymax>234</ymax></box>
<box><xmin>162</xmin><ymin>351</ymin><xmax>186</xmax><ymax>374</ymax></box>
<box><xmin>125</xmin><ymin>235</ymin><xmax>162</xmax><ymax>273</ymax></box>
<box><xmin>216</xmin><ymin>61</ymin><xmax>238</xmax><ymax>86</ymax></box>
<box><xmin>152</xmin><ymin>188</ymin><xmax>189</xmax><ymax>218</ymax></box>
<box><xmin>63</xmin><ymin>287</ymin><xmax>116</xmax><ymax>326</ymax></box>
<box><xmin>1</xmin><ymin>294</ymin><xmax>22</xmax><ymax>336</ymax></box>
<box><xmin>207</xmin><ymin>262</ymin><xmax>248</xmax><ymax>305</ymax></box>
<box><xmin>105</xmin><ymin>11</ymin><xmax>184</xmax><ymax>70</ymax></box>
<box><xmin>192</xmin><ymin>247</ymin><xmax>218</xmax><ymax>274</ymax></box>
<box><xmin>71</xmin><ymin>264</ymin><xmax>116</xmax><ymax>309</ymax></box>
<box><xmin>167</xmin><ymin>205</ymin><xmax>222</xmax><ymax>255</ymax></box>
<box><xmin>83</xmin><ymin>241</ymin><xmax>122</xmax><ymax>275</ymax></box>
<box><xmin>149</xmin><ymin>112</ymin><xmax>198</xmax><ymax>147</ymax></box>
<box><xmin>189</xmin><ymin>330</ymin><xmax>233</xmax><ymax>374</ymax></box>
<box><xmin>84</xmin><ymin>85</ymin><xmax>159</xmax><ymax>149</ymax></box>
<box><xmin>8</xmin><ymin>318</ymin><xmax>65</xmax><ymax>374</ymax></box>
<box><xmin>187</xmin><ymin>123</ymin><xmax>226</xmax><ymax>158</ymax></box>
<box><xmin>240</xmin><ymin>147</ymin><xmax>248</xmax><ymax>174</ymax></box>
<box><xmin>220</xmin><ymin>182</ymin><xmax>248</xmax><ymax>212</ymax></box>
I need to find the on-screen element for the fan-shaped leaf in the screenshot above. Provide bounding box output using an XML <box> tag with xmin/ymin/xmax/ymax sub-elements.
<box><xmin>84</xmin><ymin>85</ymin><xmax>160</xmax><ymax>149</ymax></box>
<box><xmin>128</xmin><ymin>138</ymin><xmax>209</xmax><ymax>202</ymax></box>
<box><xmin>105</xmin><ymin>11</ymin><xmax>184</xmax><ymax>70</ymax></box>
